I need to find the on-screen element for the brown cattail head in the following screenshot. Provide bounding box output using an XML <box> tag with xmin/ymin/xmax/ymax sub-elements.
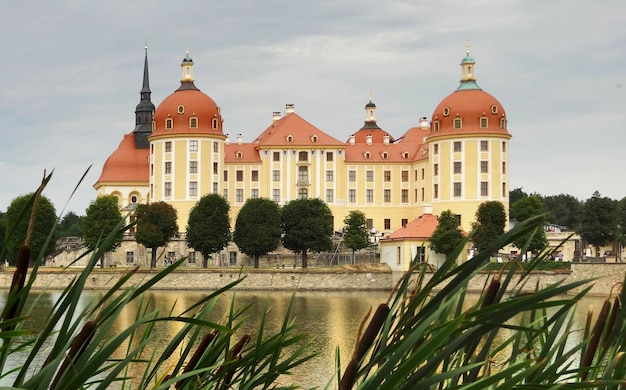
<box><xmin>580</xmin><ymin>299</ymin><xmax>611</xmax><ymax>380</ymax></box>
<box><xmin>339</xmin><ymin>358</ymin><xmax>359</xmax><ymax>390</ymax></box>
<box><xmin>176</xmin><ymin>330</ymin><xmax>219</xmax><ymax>389</ymax></box>
<box><xmin>353</xmin><ymin>303</ymin><xmax>390</xmax><ymax>362</ymax></box>
<box><xmin>50</xmin><ymin>320</ymin><xmax>97</xmax><ymax>390</ymax></box>
<box><xmin>481</xmin><ymin>278</ymin><xmax>501</xmax><ymax>309</ymax></box>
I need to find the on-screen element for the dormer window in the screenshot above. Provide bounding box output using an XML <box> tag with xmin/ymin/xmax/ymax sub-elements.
<box><xmin>286</xmin><ymin>135</ymin><xmax>293</xmax><ymax>143</ymax></box>
<box><xmin>403</xmin><ymin>151</ymin><xmax>409</xmax><ymax>159</ymax></box>
<box><xmin>443</xmin><ymin>107</ymin><xmax>450</xmax><ymax>117</ymax></box>
<box><xmin>434</xmin><ymin>121</ymin><xmax>440</xmax><ymax>132</ymax></box>
<box><xmin>177</xmin><ymin>105</ymin><xmax>185</xmax><ymax>114</ymax></box>
<box><xmin>212</xmin><ymin>118</ymin><xmax>218</xmax><ymax>129</ymax></box>
<box><xmin>311</xmin><ymin>135</ymin><xmax>318</xmax><ymax>143</ymax></box>
<box><xmin>364</xmin><ymin>151</ymin><xmax>371</xmax><ymax>159</ymax></box>
<box><xmin>382</xmin><ymin>152</ymin><xmax>388</xmax><ymax>159</ymax></box>
<box><xmin>500</xmin><ymin>117</ymin><xmax>507</xmax><ymax>129</ymax></box>
<box><xmin>165</xmin><ymin>118</ymin><xmax>173</xmax><ymax>129</ymax></box>
<box><xmin>491</xmin><ymin>105</ymin><xmax>498</xmax><ymax>115</ymax></box>
<box><xmin>480</xmin><ymin>117</ymin><xmax>488</xmax><ymax>128</ymax></box>
<box><xmin>453</xmin><ymin>118</ymin><xmax>462</xmax><ymax>129</ymax></box>
<box><xmin>190</xmin><ymin>117</ymin><xmax>198</xmax><ymax>128</ymax></box>
<box><xmin>236</xmin><ymin>151</ymin><xmax>243</xmax><ymax>159</ymax></box>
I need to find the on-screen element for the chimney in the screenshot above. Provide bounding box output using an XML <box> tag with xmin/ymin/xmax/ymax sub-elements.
<box><xmin>383</xmin><ymin>135</ymin><xmax>390</xmax><ymax>145</ymax></box>
<box><xmin>273</xmin><ymin>111</ymin><xmax>282</xmax><ymax>122</ymax></box>
<box><xmin>419</xmin><ymin>117</ymin><xmax>430</xmax><ymax>130</ymax></box>
<box><xmin>285</xmin><ymin>104</ymin><xmax>295</xmax><ymax>116</ymax></box>
<box><xmin>366</xmin><ymin>134</ymin><xmax>372</xmax><ymax>145</ymax></box>
<box><xmin>349</xmin><ymin>135</ymin><xmax>355</xmax><ymax>145</ymax></box>
<box><xmin>237</xmin><ymin>133</ymin><xmax>243</xmax><ymax>145</ymax></box>
<box><xmin>224</xmin><ymin>134</ymin><xmax>230</xmax><ymax>145</ymax></box>
<box><xmin>423</xmin><ymin>204</ymin><xmax>432</xmax><ymax>214</ymax></box>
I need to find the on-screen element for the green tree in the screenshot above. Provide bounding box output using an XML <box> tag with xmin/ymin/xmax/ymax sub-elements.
<box><xmin>509</xmin><ymin>196</ymin><xmax>548</xmax><ymax>252</ymax></box>
<box><xmin>509</xmin><ymin>187</ymin><xmax>528</xmax><ymax>205</ymax></box>
<box><xmin>0</xmin><ymin>211</ymin><xmax>6</xmax><ymax>259</ymax></box>
<box><xmin>82</xmin><ymin>196</ymin><xmax>124</xmax><ymax>266</ymax></box>
<box><xmin>342</xmin><ymin>210</ymin><xmax>370</xmax><ymax>263</ymax></box>
<box><xmin>233</xmin><ymin>198</ymin><xmax>281</xmax><ymax>268</ymax></box>
<box><xmin>430</xmin><ymin>210</ymin><xmax>465</xmax><ymax>257</ymax></box>
<box><xmin>281</xmin><ymin>198</ymin><xmax>333</xmax><ymax>268</ymax></box>
<box><xmin>471</xmin><ymin>201</ymin><xmax>506</xmax><ymax>254</ymax></box>
<box><xmin>135</xmin><ymin>202</ymin><xmax>179</xmax><ymax>268</ymax></box>
<box><xmin>542</xmin><ymin>194</ymin><xmax>582</xmax><ymax>228</ymax></box>
<box><xmin>57</xmin><ymin>211</ymin><xmax>85</xmax><ymax>238</ymax></box>
<box><xmin>616</xmin><ymin>196</ymin><xmax>626</xmax><ymax>251</ymax></box>
<box><xmin>577</xmin><ymin>191</ymin><xmax>616</xmax><ymax>256</ymax></box>
<box><xmin>4</xmin><ymin>193</ymin><xmax>58</xmax><ymax>265</ymax></box>
<box><xmin>186</xmin><ymin>194</ymin><xmax>231</xmax><ymax>268</ymax></box>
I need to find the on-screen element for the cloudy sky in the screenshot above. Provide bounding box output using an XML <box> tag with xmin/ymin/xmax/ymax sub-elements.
<box><xmin>1</xmin><ymin>1</ymin><xmax>624</xmax><ymax>216</ymax></box>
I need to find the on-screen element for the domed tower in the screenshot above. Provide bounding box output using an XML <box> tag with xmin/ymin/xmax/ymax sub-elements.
<box><xmin>426</xmin><ymin>48</ymin><xmax>511</xmax><ymax>232</ymax></box>
<box><xmin>149</xmin><ymin>50</ymin><xmax>227</xmax><ymax>229</ymax></box>
<box><xmin>347</xmin><ymin>95</ymin><xmax>395</xmax><ymax>145</ymax></box>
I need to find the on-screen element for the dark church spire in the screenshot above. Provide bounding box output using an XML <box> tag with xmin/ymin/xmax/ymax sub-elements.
<box><xmin>133</xmin><ymin>45</ymin><xmax>155</xmax><ymax>149</ymax></box>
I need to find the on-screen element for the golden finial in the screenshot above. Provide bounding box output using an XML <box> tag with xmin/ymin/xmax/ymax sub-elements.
<box><xmin>144</xmin><ymin>38</ymin><xmax>148</xmax><ymax>52</ymax></box>
<box><xmin>466</xmin><ymin>40</ymin><xmax>471</xmax><ymax>55</ymax></box>
<box><xmin>368</xmin><ymin>90</ymin><xmax>373</xmax><ymax>102</ymax></box>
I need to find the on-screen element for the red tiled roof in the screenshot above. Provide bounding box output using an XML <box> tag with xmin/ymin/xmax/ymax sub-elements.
<box><xmin>96</xmin><ymin>133</ymin><xmax>149</xmax><ymax>184</ymax></box>
<box><xmin>253</xmin><ymin>113</ymin><xmax>345</xmax><ymax>147</ymax></box>
<box><xmin>381</xmin><ymin>214</ymin><xmax>439</xmax><ymax>241</ymax></box>
<box><xmin>224</xmin><ymin>143</ymin><xmax>261</xmax><ymax>163</ymax></box>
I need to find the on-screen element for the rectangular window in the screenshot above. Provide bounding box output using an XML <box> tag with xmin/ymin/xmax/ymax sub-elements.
<box><xmin>384</xmin><ymin>189</ymin><xmax>391</xmax><ymax>203</ymax></box>
<box><xmin>401</xmin><ymin>170</ymin><xmax>409</xmax><ymax>182</ymax></box>
<box><xmin>273</xmin><ymin>189</ymin><xmax>280</xmax><ymax>202</ymax></box>
<box><xmin>433</xmin><ymin>144</ymin><xmax>439</xmax><ymax>154</ymax></box>
<box><xmin>236</xmin><ymin>189</ymin><xmax>243</xmax><ymax>202</ymax></box>
<box><xmin>213</xmin><ymin>142</ymin><xmax>219</xmax><ymax>153</ymax></box>
<box><xmin>454</xmin><ymin>182</ymin><xmax>462</xmax><ymax>197</ymax></box>
<box><xmin>251</xmin><ymin>170</ymin><xmax>259</xmax><ymax>181</ymax></box>
<box><xmin>367</xmin><ymin>219</ymin><xmax>373</xmax><ymax>230</ymax></box>
<box><xmin>164</xmin><ymin>182</ymin><xmax>172</xmax><ymax>197</ymax></box>
<box><xmin>236</xmin><ymin>170</ymin><xmax>243</xmax><ymax>181</ymax></box>
<box><xmin>502</xmin><ymin>182</ymin><xmax>507</xmax><ymax>197</ymax></box>
<box><xmin>453</xmin><ymin>118</ymin><xmax>462</xmax><ymax>129</ymax></box>
<box><xmin>213</xmin><ymin>182</ymin><xmax>218</xmax><ymax>194</ymax></box>
<box><xmin>434</xmin><ymin>163</ymin><xmax>439</xmax><ymax>176</ymax></box>
<box><xmin>384</xmin><ymin>219</ymin><xmax>391</xmax><ymax>230</ymax></box>
<box><xmin>223</xmin><ymin>189</ymin><xmax>228</xmax><ymax>198</ymax></box>
<box><xmin>223</xmin><ymin>170</ymin><xmax>228</xmax><ymax>181</ymax></box>
<box><xmin>502</xmin><ymin>161</ymin><xmax>507</xmax><ymax>174</ymax></box>
<box><xmin>480</xmin><ymin>117</ymin><xmax>488</xmax><ymax>128</ymax></box>
<box><xmin>326</xmin><ymin>170</ymin><xmax>334</xmax><ymax>182</ymax></box>
<box><xmin>189</xmin><ymin>161</ymin><xmax>197</xmax><ymax>173</ymax></box>
<box><xmin>401</xmin><ymin>189</ymin><xmax>408</xmax><ymax>203</ymax></box>
<box><xmin>165</xmin><ymin>161</ymin><xmax>171</xmax><ymax>174</ymax></box>
<box><xmin>456</xmin><ymin>215</ymin><xmax>462</xmax><ymax>226</ymax></box>
<box><xmin>229</xmin><ymin>252</ymin><xmax>237</xmax><ymax>265</ymax></box>
<box><xmin>384</xmin><ymin>170</ymin><xmax>391</xmax><ymax>182</ymax></box>
<box><xmin>189</xmin><ymin>140</ymin><xmax>198</xmax><ymax>152</ymax></box>
<box><xmin>189</xmin><ymin>181</ymin><xmax>198</xmax><ymax>196</ymax></box>
<box><xmin>366</xmin><ymin>189</ymin><xmax>374</xmax><ymax>203</ymax></box>
<box><xmin>421</xmin><ymin>187</ymin><xmax>425</xmax><ymax>202</ymax></box>
<box><xmin>433</xmin><ymin>184</ymin><xmax>439</xmax><ymax>199</ymax></box>
<box><xmin>273</xmin><ymin>170</ymin><xmax>280</xmax><ymax>181</ymax></box>
<box><xmin>453</xmin><ymin>141</ymin><xmax>462</xmax><ymax>152</ymax></box>
<box><xmin>481</xmin><ymin>181</ymin><xmax>489</xmax><ymax>196</ymax></box>
<box><xmin>188</xmin><ymin>252</ymin><xmax>196</xmax><ymax>264</ymax></box>
<box><xmin>298</xmin><ymin>166</ymin><xmax>308</xmax><ymax>182</ymax></box>
<box><xmin>165</xmin><ymin>141</ymin><xmax>172</xmax><ymax>152</ymax></box>
<box><xmin>326</xmin><ymin>151</ymin><xmax>333</xmax><ymax>161</ymax></box>
<box><xmin>421</xmin><ymin>168</ymin><xmax>425</xmax><ymax>180</ymax></box>
<box><xmin>298</xmin><ymin>151</ymin><xmax>308</xmax><ymax>161</ymax></box>
<box><xmin>213</xmin><ymin>162</ymin><xmax>218</xmax><ymax>174</ymax></box>
<box><xmin>481</xmin><ymin>140</ymin><xmax>488</xmax><ymax>151</ymax></box>
<box><xmin>273</xmin><ymin>151</ymin><xmax>280</xmax><ymax>161</ymax></box>
<box><xmin>502</xmin><ymin>142</ymin><xmax>507</xmax><ymax>152</ymax></box>
<box><xmin>349</xmin><ymin>170</ymin><xmax>356</xmax><ymax>182</ymax></box>
<box><xmin>366</xmin><ymin>170</ymin><xmax>374</xmax><ymax>182</ymax></box>
<box><xmin>454</xmin><ymin>161</ymin><xmax>462</xmax><ymax>174</ymax></box>
<box><xmin>481</xmin><ymin>161</ymin><xmax>488</xmax><ymax>173</ymax></box>
<box><xmin>401</xmin><ymin>218</ymin><xmax>408</xmax><ymax>227</ymax></box>
<box><xmin>349</xmin><ymin>189</ymin><xmax>356</xmax><ymax>203</ymax></box>
<box><xmin>326</xmin><ymin>189</ymin><xmax>334</xmax><ymax>203</ymax></box>
<box><xmin>251</xmin><ymin>189</ymin><xmax>259</xmax><ymax>198</ymax></box>
<box><xmin>126</xmin><ymin>251</ymin><xmax>134</xmax><ymax>264</ymax></box>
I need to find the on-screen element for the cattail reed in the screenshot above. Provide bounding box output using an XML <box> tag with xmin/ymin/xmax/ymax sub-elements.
<box><xmin>580</xmin><ymin>298</ymin><xmax>611</xmax><ymax>380</ymax></box>
<box><xmin>353</xmin><ymin>304</ymin><xmax>389</xmax><ymax>362</ymax></box>
<box><xmin>481</xmin><ymin>278</ymin><xmax>501</xmax><ymax>308</ymax></box>
<box><xmin>217</xmin><ymin>334</ymin><xmax>250</xmax><ymax>390</ymax></box>
<box><xmin>602</xmin><ymin>297</ymin><xmax>622</xmax><ymax>349</ymax></box>
<box><xmin>175</xmin><ymin>330</ymin><xmax>219</xmax><ymax>389</ymax></box>
<box><xmin>339</xmin><ymin>358</ymin><xmax>359</xmax><ymax>390</ymax></box>
<box><xmin>50</xmin><ymin>320</ymin><xmax>97</xmax><ymax>390</ymax></box>
<box><xmin>3</xmin><ymin>245</ymin><xmax>31</xmax><ymax>329</ymax></box>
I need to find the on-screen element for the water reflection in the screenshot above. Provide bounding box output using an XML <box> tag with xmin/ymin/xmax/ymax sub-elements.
<box><xmin>0</xmin><ymin>290</ymin><xmax>609</xmax><ymax>388</ymax></box>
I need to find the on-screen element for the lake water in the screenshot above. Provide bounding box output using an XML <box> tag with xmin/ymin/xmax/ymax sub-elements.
<box><xmin>1</xmin><ymin>289</ymin><xmax>608</xmax><ymax>388</ymax></box>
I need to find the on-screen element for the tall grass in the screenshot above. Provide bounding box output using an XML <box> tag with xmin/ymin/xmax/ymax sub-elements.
<box><xmin>1</xmin><ymin>174</ymin><xmax>624</xmax><ymax>389</ymax></box>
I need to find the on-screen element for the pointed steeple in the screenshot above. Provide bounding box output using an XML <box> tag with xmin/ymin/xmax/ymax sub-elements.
<box><xmin>457</xmin><ymin>42</ymin><xmax>481</xmax><ymax>91</ymax></box>
<box><xmin>134</xmin><ymin>45</ymin><xmax>155</xmax><ymax>149</ymax></box>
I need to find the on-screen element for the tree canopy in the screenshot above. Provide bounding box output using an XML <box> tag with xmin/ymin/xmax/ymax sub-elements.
<box><xmin>233</xmin><ymin>197</ymin><xmax>281</xmax><ymax>268</ymax></box>
<box><xmin>57</xmin><ymin>211</ymin><xmax>85</xmax><ymax>238</ymax></box>
<box><xmin>186</xmin><ymin>194</ymin><xmax>231</xmax><ymax>268</ymax></box>
<box><xmin>4</xmin><ymin>193</ymin><xmax>58</xmax><ymax>265</ymax></box>
<box><xmin>82</xmin><ymin>196</ymin><xmax>124</xmax><ymax>259</ymax></box>
<box><xmin>135</xmin><ymin>202</ymin><xmax>179</xmax><ymax>268</ymax></box>
<box><xmin>509</xmin><ymin>196</ymin><xmax>548</xmax><ymax>252</ymax></box>
<box><xmin>471</xmin><ymin>201</ymin><xmax>506</xmax><ymax>254</ymax></box>
<box><xmin>430</xmin><ymin>210</ymin><xmax>465</xmax><ymax>257</ymax></box>
<box><xmin>281</xmin><ymin>198</ymin><xmax>333</xmax><ymax>268</ymax></box>
<box><xmin>342</xmin><ymin>210</ymin><xmax>370</xmax><ymax>263</ymax></box>
<box><xmin>577</xmin><ymin>191</ymin><xmax>616</xmax><ymax>255</ymax></box>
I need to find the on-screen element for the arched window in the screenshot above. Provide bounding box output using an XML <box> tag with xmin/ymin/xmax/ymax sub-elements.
<box><xmin>364</xmin><ymin>151</ymin><xmax>371</xmax><ymax>159</ymax></box>
<box><xmin>165</xmin><ymin>118</ymin><xmax>173</xmax><ymax>129</ymax></box>
<box><xmin>212</xmin><ymin>118</ymin><xmax>218</xmax><ymax>129</ymax></box>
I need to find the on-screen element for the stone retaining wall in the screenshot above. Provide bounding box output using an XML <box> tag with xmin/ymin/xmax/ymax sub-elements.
<box><xmin>1</xmin><ymin>263</ymin><xmax>624</xmax><ymax>296</ymax></box>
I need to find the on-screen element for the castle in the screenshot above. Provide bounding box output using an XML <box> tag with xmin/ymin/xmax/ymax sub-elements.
<box><xmin>94</xmin><ymin>47</ymin><xmax>511</xmax><ymax>267</ymax></box>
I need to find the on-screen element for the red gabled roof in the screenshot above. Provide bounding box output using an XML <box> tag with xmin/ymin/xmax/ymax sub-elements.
<box><xmin>224</xmin><ymin>142</ymin><xmax>261</xmax><ymax>163</ymax></box>
<box><xmin>381</xmin><ymin>214</ymin><xmax>439</xmax><ymax>241</ymax></box>
<box><xmin>96</xmin><ymin>133</ymin><xmax>149</xmax><ymax>185</ymax></box>
<box><xmin>253</xmin><ymin>113</ymin><xmax>345</xmax><ymax>147</ymax></box>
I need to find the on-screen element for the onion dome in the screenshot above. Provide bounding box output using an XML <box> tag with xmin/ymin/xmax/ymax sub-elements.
<box><xmin>152</xmin><ymin>50</ymin><xmax>224</xmax><ymax>136</ymax></box>
<box><xmin>347</xmin><ymin>96</ymin><xmax>395</xmax><ymax>144</ymax></box>
<box><xmin>429</xmin><ymin>49</ymin><xmax>509</xmax><ymax>138</ymax></box>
